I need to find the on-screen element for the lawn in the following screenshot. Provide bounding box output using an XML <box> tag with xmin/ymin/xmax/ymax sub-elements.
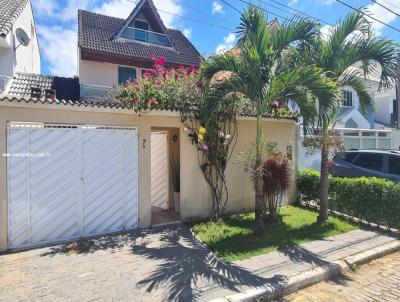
<box><xmin>191</xmin><ymin>205</ymin><xmax>359</xmax><ymax>262</ymax></box>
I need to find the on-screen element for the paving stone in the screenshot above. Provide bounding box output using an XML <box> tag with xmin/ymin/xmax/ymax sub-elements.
<box><xmin>0</xmin><ymin>225</ymin><xmax>398</xmax><ymax>301</ymax></box>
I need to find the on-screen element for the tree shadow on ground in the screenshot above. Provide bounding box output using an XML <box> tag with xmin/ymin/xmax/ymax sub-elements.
<box><xmin>133</xmin><ymin>225</ymin><xmax>288</xmax><ymax>302</ymax></box>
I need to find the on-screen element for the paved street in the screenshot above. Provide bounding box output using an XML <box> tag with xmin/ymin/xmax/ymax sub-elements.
<box><xmin>282</xmin><ymin>252</ymin><xmax>400</xmax><ymax>302</ymax></box>
<box><xmin>0</xmin><ymin>224</ymin><xmax>398</xmax><ymax>302</ymax></box>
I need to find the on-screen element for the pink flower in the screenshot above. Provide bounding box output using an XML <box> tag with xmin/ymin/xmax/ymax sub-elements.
<box><xmin>203</xmin><ymin>144</ymin><xmax>209</xmax><ymax>152</ymax></box>
<box><xmin>162</xmin><ymin>70</ymin><xmax>169</xmax><ymax>79</ymax></box>
<box><xmin>132</xmin><ymin>98</ymin><xmax>139</xmax><ymax>105</ymax></box>
<box><xmin>155</xmin><ymin>56</ymin><xmax>165</xmax><ymax>67</ymax></box>
<box><xmin>156</xmin><ymin>80</ymin><xmax>161</xmax><ymax>88</ymax></box>
<box><xmin>147</xmin><ymin>99</ymin><xmax>157</xmax><ymax>108</ymax></box>
<box><xmin>149</xmin><ymin>53</ymin><xmax>155</xmax><ymax>60</ymax></box>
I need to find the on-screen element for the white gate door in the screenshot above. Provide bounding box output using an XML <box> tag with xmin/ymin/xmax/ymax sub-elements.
<box><xmin>151</xmin><ymin>131</ymin><xmax>169</xmax><ymax>209</ymax></box>
<box><xmin>7</xmin><ymin>123</ymin><xmax>138</xmax><ymax>249</ymax></box>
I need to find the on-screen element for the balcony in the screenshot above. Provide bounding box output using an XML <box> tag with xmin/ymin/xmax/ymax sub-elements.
<box><xmin>120</xmin><ymin>27</ymin><xmax>172</xmax><ymax>47</ymax></box>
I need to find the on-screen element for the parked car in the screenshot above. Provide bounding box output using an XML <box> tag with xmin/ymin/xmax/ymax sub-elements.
<box><xmin>329</xmin><ymin>150</ymin><xmax>400</xmax><ymax>182</ymax></box>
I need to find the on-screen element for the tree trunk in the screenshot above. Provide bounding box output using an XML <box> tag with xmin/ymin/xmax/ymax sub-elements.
<box><xmin>318</xmin><ymin>143</ymin><xmax>329</xmax><ymax>224</ymax></box>
<box><xmin>254</xmin><ymin>112</ymin><xmax>264</xmax><ymax>235</ymax></box>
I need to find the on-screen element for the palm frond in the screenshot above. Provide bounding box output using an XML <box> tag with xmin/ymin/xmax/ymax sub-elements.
<box><xmin>338</xmin><ymin>68</ymin><xmax>374</xmax><ymax>114</ymax></box>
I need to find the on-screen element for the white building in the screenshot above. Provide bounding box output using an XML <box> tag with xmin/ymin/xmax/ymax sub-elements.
<box><xmin>0</xmin><ymin>0</ymin><xmax>41</xmax><ymax>94</ymax></box>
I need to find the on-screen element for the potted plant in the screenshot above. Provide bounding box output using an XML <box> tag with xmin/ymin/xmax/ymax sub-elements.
<box><xmin>171</xmin><ymin>153</ymin><xmax>180</xmax><ymax>213</ymax></box>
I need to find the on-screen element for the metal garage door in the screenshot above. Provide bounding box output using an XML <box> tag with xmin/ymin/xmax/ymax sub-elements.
<box><xmin>7</xmin><ymin>123</ymin><xmax>138</xmax><ymax>249</ymax></box>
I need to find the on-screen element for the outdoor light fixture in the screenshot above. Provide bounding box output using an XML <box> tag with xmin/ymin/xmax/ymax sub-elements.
<box><xmin>188</xmin><ymin>131</ymin><xmax>197</xmax><ymax>145</ymax></box>
<box><xmin>287</xmin><ymin>146</ymin><xmax>293</xmax><ymax>160</ymax></box>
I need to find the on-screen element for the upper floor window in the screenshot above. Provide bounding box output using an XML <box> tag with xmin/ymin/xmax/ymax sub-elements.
<box><xmin>118</xmin><ymin>66</ymin><xmax>137</xmax><ymax>85</ymax></box>
<box><xmin>342</xmin><ymin>90</ymin><xmax>353</xmax><ymax>107</ymax></box>
<box><xmin>134</xmin><ymin>20</ymin><xmax>149</xmax><ymax>42</ymax></box>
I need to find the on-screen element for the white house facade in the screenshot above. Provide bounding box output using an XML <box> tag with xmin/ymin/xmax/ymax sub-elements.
<box><xmin>0</xmin><ymin>0</ymin><xmax>41</xmax><ymax>93</ymax></box>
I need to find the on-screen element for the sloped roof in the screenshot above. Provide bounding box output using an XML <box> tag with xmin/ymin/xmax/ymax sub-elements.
<box><xmin>0</xmin><ymin>0</ymin><xmax>28</xmax><ymax>37</ymax></box>
<box><xmin>8</xmin><ymin>72</ymin><xmax>80</xmax><ymax>101</ymax></box>
<box><xmin>78</xmin><ymin>9</ymin><xmax>201</xmax><ymax>67</ymax></box>
<box><xmin>114</xmin><ymin>0</ymin><xmax>167</xmax><ymax>40</ymax></box>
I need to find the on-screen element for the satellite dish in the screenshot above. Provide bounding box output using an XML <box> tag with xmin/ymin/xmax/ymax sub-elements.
<box><xmin>15</xmin><ymin>28</ymin><xmax>30</xmax><ymax>48</ymax></box>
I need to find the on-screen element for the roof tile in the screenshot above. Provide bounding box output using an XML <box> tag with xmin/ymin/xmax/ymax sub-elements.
<box><xmin>0</xmin><ymin>0</ymin><xmax>28</xmax><ymax>37</ymax></box>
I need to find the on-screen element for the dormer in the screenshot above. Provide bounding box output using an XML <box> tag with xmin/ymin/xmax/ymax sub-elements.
<box><xmin>115</xmin><ymin>0</ymin><xmax>172</xmax><ymax>48</ymax></box>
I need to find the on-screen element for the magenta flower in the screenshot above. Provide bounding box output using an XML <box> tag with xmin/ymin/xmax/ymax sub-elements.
<box><xmin>149</xmin><ymin>53</ymin><xmax>155</xmax><ymax>60</ymax></box>
<box><xmin>203</xmin><ymin>144</ymin><xmax>209</xmax><ymax>152</ymax></box>
<box><xmin>155</xmin><ymin>56</ymin><xmax>165</xmax><ymax>67</ymax></box>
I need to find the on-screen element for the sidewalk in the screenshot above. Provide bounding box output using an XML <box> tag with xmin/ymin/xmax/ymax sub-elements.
<box><xmin>200</xmin><ymin>229</ymin><xmax>399</xmax><ymax>301</ymax></box>
<box><xmin>0</xmin><ymin>225</ymin><xmax>398</xmax><ymax>302</ymax></box>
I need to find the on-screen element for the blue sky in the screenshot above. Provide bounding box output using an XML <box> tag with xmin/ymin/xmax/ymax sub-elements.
<box><xmin>32</xmin><ymin>0</ymin><xmax>400</xmax><ymax>77</ymax></box>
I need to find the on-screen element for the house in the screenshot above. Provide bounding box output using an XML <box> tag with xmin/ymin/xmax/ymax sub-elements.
<box><xmin>298</xmin><ymin>67</ymin><xmax>398</xmax><ymax>170</ymax></box>
<box><xmin>0</xmin><ymin>0</ymin><xmax>297</xmax><ymax>252</ymax></box>
<box><xmin>0</xmin><ymin>0</ymin><xmax>40</xmax><ymax>93</ymax></box>
<box><xmin>78</xmin><ymin>0</ymin><xmax>201</xmax><ymax>100</ymax></box>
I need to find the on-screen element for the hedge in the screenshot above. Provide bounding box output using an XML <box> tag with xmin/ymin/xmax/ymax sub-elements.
<box><xmin>297</xmin><ymin>169</ymin><xmax>400</xmax><ymax>230</ymax></box>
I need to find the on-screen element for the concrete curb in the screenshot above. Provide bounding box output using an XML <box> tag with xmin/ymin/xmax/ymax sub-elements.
<box><xmin>211</xmin><ymin>240</ymin><xmax>400</xmax><ymax>302</ymax></box>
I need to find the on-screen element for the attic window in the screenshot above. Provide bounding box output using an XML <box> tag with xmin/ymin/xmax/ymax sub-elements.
<box><xmin>120</xmin><ymin>25</ymin><xmax>171</xmax><ymax>47</ymax></box>
<box><xmin>30</xmin><ymin>87</ymin><xmax>41</xmax><ymax>98</ymax></box>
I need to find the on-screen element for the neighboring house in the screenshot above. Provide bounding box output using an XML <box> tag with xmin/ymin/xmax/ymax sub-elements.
<box><xmin>0</xmin><ymin>0</ymin><xmax>298</xmax><ymax>252</ymax></box>
<box><xmin>0</xmin><ymin>0</ymin><xmax>40</xmax><ymax>93</ymax></box>
<box><xmin>78</xmin><ymin>0</ymin><xmax>201</xmax><ymax>99</ymax></box>
<box><xmin>298</xmin><ymin>67</ymin><xmax>398</xmax><ymax>170</ymax></box>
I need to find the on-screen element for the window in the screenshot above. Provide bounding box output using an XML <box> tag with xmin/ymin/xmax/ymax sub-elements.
<box><xmin>353</xmin><ymin>153</ymin><xmax>384</xmax><ymax>172</ymax></box>
<box><xmin>342</xmin><ymin>152</ymin><xmax>358</xmax><ymax>163</ymax></box>
<box><xmin>134</xmin><ymin>20</ymin><xmax>148</xmax><ymax>42</ymax></box>
<box><xmin>388</xmin><ymin>156</ymin><xmax>400</xmax><ymax>176</ymax></box>
<box><xmin>342</xmin><ymin>90</ymin><xmax>353</xmax><ymax>107</ymax></box>
<box><xmin>118</xmin><ymin>67</ymin><xmax>137</xmax><ymax>85</ymax></box>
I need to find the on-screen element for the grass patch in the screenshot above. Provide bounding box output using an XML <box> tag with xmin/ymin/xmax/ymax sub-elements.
<box><xmin>191</xmin><ymin>205</ymin><xmax>359</xmax><ymax>262</ymax></box>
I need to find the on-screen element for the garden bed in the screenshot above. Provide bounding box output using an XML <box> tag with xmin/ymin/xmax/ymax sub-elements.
<box><xmin>191</xmin><ymin>205</ymin><xmax>359</xmax><ymax>261</ymax></box>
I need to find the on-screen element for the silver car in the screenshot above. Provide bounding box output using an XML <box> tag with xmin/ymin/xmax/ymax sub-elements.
<box><xmin>329</xmin><ymin>150</ymin><xmax>400</xmax><ymax>182</ymax></box>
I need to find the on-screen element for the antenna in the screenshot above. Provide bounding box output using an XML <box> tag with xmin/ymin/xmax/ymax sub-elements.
<box><xmin>15</xmin><ymin>28</ymin><xmax>30</xmax><ymax>49</ymax></box>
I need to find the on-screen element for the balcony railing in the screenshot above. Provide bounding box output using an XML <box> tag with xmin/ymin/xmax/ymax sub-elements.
<box><xmin>80</xmin><ymin>84</ymin><xmax>119</xmax><ymax>102</ymax></box>
<box><xmin>0</xmin><ymin>74</ymin><xmax>13</xmax><ymax>95</ymax></box>
<box><xmin>121</xmin><ymin>27</ymin><xmax>172</xmax><ymax>47</ymax></box>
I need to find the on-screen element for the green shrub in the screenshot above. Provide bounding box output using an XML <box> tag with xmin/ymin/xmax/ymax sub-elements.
<box><xmin>297</xmin><ymin>169</ymin><xmax>400</xmax><ymax>230</ymax></box>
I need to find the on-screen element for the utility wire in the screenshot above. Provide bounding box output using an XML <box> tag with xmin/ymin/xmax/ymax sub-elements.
<box><xmin>238</xmin><ymin>0</ymin><xmax>290</xmax><ymax>21</ymax></box>
<box><xmin>125</xmin><ymin>0</ymin><xmax>235</xmax><ymax>31</ymax></box>
<box><xmin>370</xmin><ymin>0</ymin><xmax>400</xmax><ymax>18</ymax></box>
<box><xmin>335</xmin><ymin>0</ymin><xmax>400</xmax><ymax>33</ymax></box>
<box><xmin>220</xmin><ymin>0</ymin><xmax>242</xmax><ymax>14</ymax></box>
<box><xmin>258</xmin><ymin>0</ymin><xmax>333</xmax><ymax>25</ymax></box>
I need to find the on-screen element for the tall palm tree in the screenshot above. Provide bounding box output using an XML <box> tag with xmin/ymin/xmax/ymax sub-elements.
<box><xmin>202</xmin><ymin>6</ymin><xmax>340</xmax><ymax>234</ymax></box>
<box><xmin>297</xmin><ymin>12</ymin><xmax>399</xmax><ymax>224</ymax></box>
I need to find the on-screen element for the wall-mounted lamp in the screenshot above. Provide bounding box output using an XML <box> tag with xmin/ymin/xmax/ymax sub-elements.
<box><xmin>188</xmin><ymin>131</ymin><xmax>197</xmax><ymax>145</ymax></box>
<box><xmin>173</xmin><ymin>134</ymin><xmax>179</xmax><ymax>142</ymax></box>
<box><xmin>287</xmin><ymin>146</ymin><xmax>293</xmax><ymax>161</ymax></box>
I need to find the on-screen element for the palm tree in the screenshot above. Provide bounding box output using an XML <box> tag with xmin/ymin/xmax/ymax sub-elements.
<box><xmin>202</xmin><ymin>6</ymin><xmax>340</xmax><ymax>234</ymax></box>
<box><xmin>298</xmin><ymin>12</ymin><xmax>398</xmax><ymax>224</ymax></box>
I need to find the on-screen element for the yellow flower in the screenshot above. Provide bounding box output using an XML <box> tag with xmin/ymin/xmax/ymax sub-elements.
<box><xmin>198</xmin><ymin>134</ymin><xmax>204</xmax><ymax>141</ymax></box>
<box><xmin>199</xmin><ymin>127</ymin><xmax>207</xmax><ymax>135</ymax></box>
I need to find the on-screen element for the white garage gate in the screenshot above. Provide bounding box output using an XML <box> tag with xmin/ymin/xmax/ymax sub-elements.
<box><xmin>7</xmin><ymin>122</ymin><xmax>138</xmax><ymax>249</ymax></box>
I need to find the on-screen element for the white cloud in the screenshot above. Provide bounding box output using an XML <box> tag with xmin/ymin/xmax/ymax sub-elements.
<box><xmin>95</xmin><ymin>0</ymin><xmax>183</xmax><ymax>28</ymax></box>
<box><xmin>212</xmin><ymin>1</ymin><xmax>225</xmax><ymax>15</ymax></box>
<box><xmin>288</xmin><ymin>0</ymin><xmax>298</xmax><ymax>6</ymax></box>
<box><xmin>216</xmin><ymin>33</ymin><xmax>236</xmax><ymax>53</ymax></box>
<box><xmin>320</xmin><ymin>24</ymin><xmax>333</xmax><ymax>40</ymax></box>
<box><xmin>182</xmin><ymin>28</ymin><xmax>192</xmax><ymax>39</ymax></box>
<box><xmin>33</xmin><ymin>0</ymin><xmax>94</xmax><ymax>22</ymax></box>
<box><xmin>318</xmin><ymin>0</ymin><xmax>335</xmax><ymax>6</ymax></box>
<box><xmin>365</xmin><ymin>0</ymin><xmax>399</xmax><ymax>35</ymax></box>
<box><xmin>36</xmin><ymin>25</ymin><xmax>77</xmax><ymax>76</ymax></box>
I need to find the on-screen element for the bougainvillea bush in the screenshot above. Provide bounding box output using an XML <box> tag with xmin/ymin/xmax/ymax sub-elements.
<box><xmin>117</xmin><ymin>55</ymin><xmax>202</xmax><ymax>112</ymax></box>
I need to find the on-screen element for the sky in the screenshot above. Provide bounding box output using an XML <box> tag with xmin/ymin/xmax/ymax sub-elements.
<box><xmin>32</xmin><ymin>0</ymin><xmax>400</xmax><ymax>77</ymax></box>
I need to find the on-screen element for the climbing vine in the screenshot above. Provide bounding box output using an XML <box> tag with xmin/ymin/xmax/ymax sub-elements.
<box><xmin>117</xmin><ymin>54</ymin><xmax>239</xmax><ymax>219</ymax></box>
